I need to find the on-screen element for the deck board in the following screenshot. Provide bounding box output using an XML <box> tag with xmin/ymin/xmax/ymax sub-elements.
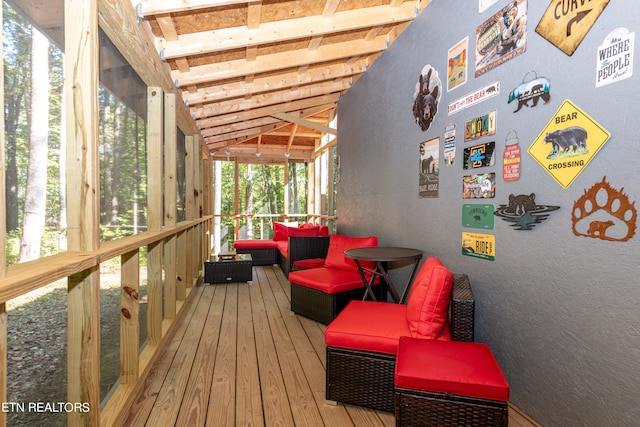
<box><xmin>118</xmin><ymin>265</ymin><xmax>537</xmax><ymax>427</ymax></box>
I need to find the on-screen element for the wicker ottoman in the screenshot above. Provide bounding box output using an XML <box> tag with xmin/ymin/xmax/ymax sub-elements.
<box><xmin>204</xmin><ymin>254</ymin><xmax>253</xmax><ymax>284</ymax></box>
<box><xmin>394</xmin><ymin>337</ymin><xmax>509</xmax><ymax>427</ymax></box>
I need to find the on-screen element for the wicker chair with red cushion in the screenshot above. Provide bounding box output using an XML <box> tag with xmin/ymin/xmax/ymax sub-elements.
<box><xmin>324</xmin><ymin>258</ymin><xmax>475</xmax><ymax>413</ymax></box>
<box><xmin>288</xmin><ymin>234</ymin><xmax>384</xmax><ymax>324</ymax></box>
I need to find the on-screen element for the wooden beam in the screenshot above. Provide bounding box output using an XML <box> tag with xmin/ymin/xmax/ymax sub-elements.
<box><xmin>174</xmin><ymin>35</ymin><xmax>388</xmax><ymax>86</ymax></box>
<box><xmin>193</xmin><ymin>79</ymin><xmax>349</xmax><ymax>118</ymax></box>
<box><xmin>164</xmin><ymin>93</ymin><xmax>178</xmax><ymax>319</ymax></box>
<box><xmin>137</xmin><ymin>0</ymin><xmax>262</xmax><ymax>16</ymax></box>
<box><xmin>66</xmin><ymin>1</ymin><xmax>100</xmax><ymax>424</ymax></box>
<box><xmin>184</xmin><ymin>60</ymin><xmax>366</xmax><ymax>105</ymax></box>
<box><xmin>158</xmin><ymin>2</ymin><xmax>417</xmax><ymax>59</ymax></box>
<box><xmin>196</xmin><ymin>94</ymin><xmax>338</xmax><ymax>129</ymax></box>
<box><xmin>272</xmin><ymin>112</ymin><xmax>336</xmax><ymax>135</ymax></box>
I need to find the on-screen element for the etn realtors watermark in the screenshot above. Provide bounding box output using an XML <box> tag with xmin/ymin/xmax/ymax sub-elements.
<box><xmin>2</xmin><ymin>401</ymin><xmax>90</xmax><ymax>413</ymax></box>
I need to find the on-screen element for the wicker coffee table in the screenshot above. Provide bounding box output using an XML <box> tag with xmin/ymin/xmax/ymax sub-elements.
<box><xmin>204</xmin><ymin>253</ymin><xmax>253</xmax><ymax>284</ymax></box>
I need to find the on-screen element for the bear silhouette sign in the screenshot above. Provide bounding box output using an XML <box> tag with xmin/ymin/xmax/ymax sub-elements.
<box><xmin>528</xmin><ymin>99</ymin><xmax>610</xmax><ymax>189</ymax></box>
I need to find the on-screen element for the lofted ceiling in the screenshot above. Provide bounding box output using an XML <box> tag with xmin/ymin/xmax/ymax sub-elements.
<box><xmin>135</xmin><ymin>0</ymin><xmax>428</xmax><ymax>163</ymax></box>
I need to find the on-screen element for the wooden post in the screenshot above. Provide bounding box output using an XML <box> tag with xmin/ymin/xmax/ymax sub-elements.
<box><xmin>0</xmin><ymin>4</ymin><xmax>7</xmax><ymax>424</ymax></box>
<box><xmin>120</xmin><ymin>250</ymin><xmax>140</xmax><ymax>383</ymax></box>
<box><xmin>147</xmin><ymin>87</ymin><xmax>163</xmax><ymax>344</ymax></box>
<box><xmin>65</xmin><ymin>0</ymin><xmax>100</xmax><ymax>424</ymax></box>
<box><xmin>163</xmin><ymin>93</ymin><xmax>177</xmax><ymax>319</ymax></box>
<box><xmin>185</xmin><ymin>135</ymin><xmax>195</xmax><ymax>288</ymax></box>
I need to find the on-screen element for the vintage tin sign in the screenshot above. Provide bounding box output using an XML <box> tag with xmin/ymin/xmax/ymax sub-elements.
<box><xmin>447</xmin><ymin>37</ymin><xmax>468</xmax><ymax>92</ymax></box>
<box><xmin>475</xmin><ymin>0</ymin><xmax>527</xmax><ymax>77</ymax></box>
<box><xmin>508</xmin><ymin>71</ymin><xmax>551</xmax><ymax>113</ymax></box>
<box><xmin>462</xmin><ymin>232</ymin><xmax>495</xmax><ymax>261</ymax></box>
<box><xmin>462</xmin><ymin>204</ymin><xmax>495</xmax><ymax>229</ymax></box>
<box><xmin>465</xmin><ymin>110</ymin><xmax>497</xmax><ymax>141</ymax></box>
<box><xmin>444</xmin><ymin>123</ymin><xmax>456</xmax><ymax>166</ymax></box>
<box><xmin>528</xmin><ymin>99</ymin><xmax>611</xmax><ymax>189</ymax></box>
<box><xmin>535</xmin><ymin>0</ymin><xmax>610</xmax><ymax>56</ymax></box>
<box><xmin>596</xmin><ymin>28</ymin><xmax>634</xmax><ymax>88</ymax></box>
<box><xmin>464</xmin><ymin>142</ymin><xmax>496</xmax><ymax>170</ymax></box>
<box><xmin>419</xmin><ymin>138</ymin><xmax>440</xmax><ymax>198</ymax></box>
<box><xmin>448</xmin><ymin>81</ymin><xmax>500</xmax><ymax>115</ymax></box>
<box><xmin>503</xmin><ymin>130</ymin><xmax>521</xmax><ymax>181</ymax></box>
<box><xmin>463</xmin><ymin>173</ymin><xmax>496</xmax><ymax>199</ymax></box>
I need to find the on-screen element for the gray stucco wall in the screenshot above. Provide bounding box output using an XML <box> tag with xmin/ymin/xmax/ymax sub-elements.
<box><xmin>336</xmin><ymin>1</ymin><xmax>640</xmax><ymax>426</ymax></box>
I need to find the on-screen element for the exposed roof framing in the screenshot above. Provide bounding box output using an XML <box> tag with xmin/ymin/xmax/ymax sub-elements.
<box><xmin>136</xmin><ymin>0</ymin><xmax>428</xmax><ymax>162</ymax></box>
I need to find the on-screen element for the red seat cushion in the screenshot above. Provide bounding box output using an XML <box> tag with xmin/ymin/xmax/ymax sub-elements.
<box><xmin>275</xmin><ymin>240</ymin><xmax>288</xmax><ymax>258</ymax></box>
<box><xmin>292</xmin><ymin>258</ymin><xmax>326</xmax><ymax>270</ymax></box>
<box><xmin>324</xmin><ymin>234</ymin><xmax>378</xmax><ymax>273</ymax></box>
<box><xmin>289</xmin><ymin>267</ymin><xmax>365</xmax><ymax>293</ymax></box>
<box><xmin>395</xmin><ymin>337</ymin><xmax>510</xmax><ymax>402</ymax></box>
<box><xmin>325</xmin><ymin>301</ymin><xmax>411</xmax><ymax>354</ymax></box>
<box><xmin>233</xmin><ymin>239</ymin><xmax>277</xmax><ymax>249</ymax></box>
<box><xmin>406</xmin><ymin>257</ymin><xmax>453</xmax><ymax>339</ymax></box>
<box><xmin>325</xmin><ymin>300</ymin><xmax>450</xmax><ymax>355</ymax></box>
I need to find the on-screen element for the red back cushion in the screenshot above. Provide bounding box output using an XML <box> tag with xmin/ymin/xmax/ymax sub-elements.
<box><xmin>406</xmin><ymin>257</ymin><xmax>453</xmax><ymax>339</ymax></box>
<box><xmin>288</xmin><ymin>226</ymin><xmax>320</xmax><ymax>237</ymax></box>
<box><xmin>319</xmin><ymin>226</ymin><xmax>329</xmax><ymax>236</ymax></box>
<box><xmin>273</xmin><ymin>221</ymin><xmax>298</xmax><ymax>240</ymax></box>
<box><xmin>324</xmin><ymin>234</ymin><xmax>378</xmax><ymax>272</ymax></box>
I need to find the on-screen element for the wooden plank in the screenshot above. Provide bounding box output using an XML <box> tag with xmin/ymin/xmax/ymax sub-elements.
<box><xmin>113</xmin><ymin>285</ymin><xmax>206</xmax><ymax>426</ymax></box>
<box><xmin>206</xmin><ymin>283</ymin><xmax>238</xmax><ymax>425</ymax></box>
<box><xmin>144</xmin><ymin>284</ymin><xmax>215</xmax><ymax>426</ymax></box>
<box><xmin>164</xmin><ymin>92</ymin><xmax>178</xmax><ymax>319</ymax></box>
<box><xmin>250</xmin><ymin>267</ymin><xmax>295</xmax><ymax>426</ymax></box>
<box><xmin>120</xmin><ymin>250</ymin><xmax>140</xmax><ymax>384</ymax></box>
<box><xmin>235</xmin><ymin>281</ymin><xmax>264</xmax><ymax>426</ymax></box>
<box><xmin>175</xmin><ymin>284</ymin><xmax>226</xmax><ymax>426</ymax></box>
<box><xmin>259</xmin><ymin>267</ymin><xmax>324</xmax><ymax>426</ymax></box>
<box><xmin>176</xmin><ymin>230</ymin><xmax>187</xmax><ymax>300</ymax></box>
<box><xmin>266</xmin><ymin>267</ymin><xmax>360</xmax><ymax>426</ymax></box>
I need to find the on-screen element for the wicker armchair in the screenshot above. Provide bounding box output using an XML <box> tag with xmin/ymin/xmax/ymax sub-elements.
<box><xmin>325</xmin><ymin>273</ymin><xmax>474</xmax><ymax>413</ymax></box>
<box><xmin>279</xmin><ymin>235</ymin><xmax>330</xmax><ymax>277</ymax></box>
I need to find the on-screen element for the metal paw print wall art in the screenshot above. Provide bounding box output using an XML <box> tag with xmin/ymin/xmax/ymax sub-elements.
<box><xmin>494</xmin><ymin>193</ymin><xmax>559</xmax><ymax>230</ymax></box>
<box><xmin>572</xmin><ymin>177</ymin><xmax>636</xmax><ymax>242</ymax></box>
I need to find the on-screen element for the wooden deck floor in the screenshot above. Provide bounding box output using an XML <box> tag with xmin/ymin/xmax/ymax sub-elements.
<box><xmin>116</xmin><ymin>265</ymin><xmax>540</xmax><ymax>427</ymax></box>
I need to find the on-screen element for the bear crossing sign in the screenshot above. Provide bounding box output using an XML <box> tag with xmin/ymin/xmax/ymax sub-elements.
<box><xmin>528</xmin><ymin>99</ymin><xmax>610</xmax><ymax>189</ymax></box>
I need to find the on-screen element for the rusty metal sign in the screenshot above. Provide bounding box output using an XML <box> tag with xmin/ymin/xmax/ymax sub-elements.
<box><xmin>535</xmin><ymin>0</ymin><xmax>611</xmax><ymax>56</ymax></box>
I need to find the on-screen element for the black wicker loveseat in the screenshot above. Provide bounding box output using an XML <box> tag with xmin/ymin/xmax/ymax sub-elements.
<box><xmin>324</xmin><ymin>268</ymin><xmax>474</xmax><ymax>413</ymax></box>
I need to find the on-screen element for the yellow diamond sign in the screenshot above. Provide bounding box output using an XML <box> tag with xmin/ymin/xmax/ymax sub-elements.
<box><xmin>528</xmin><ymin>99</ymin><xmax>610</xmax><ymax>189</ymax></box>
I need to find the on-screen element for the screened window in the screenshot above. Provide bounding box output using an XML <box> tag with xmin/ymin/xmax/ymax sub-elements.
<box><xmin>3</xmin><ymin>1</ymin><xmax>65</xmax><ymax>264</ymax></box>
<box><xmin>98</xmin><ymin>29</ymin><xmax>148</xmax><ymax>240</ymax></box>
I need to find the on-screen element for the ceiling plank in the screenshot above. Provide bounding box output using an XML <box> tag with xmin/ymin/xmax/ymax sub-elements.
<box><xmin>137</xmin><ymin>0</ymin><xmax>262</xmax><ymax>16</ymax></box>
<box><xmin>174</xmin><ymin>35</ymin><xmax>388</xmax><ymax>86</ymax></box>
<box><xmin>158</xmin><ymin>2</ymin><xmax>417</xmax><ymax>59</ymax></box>
<box><xmin>201</xmin><ymin>103</ymin><xmax>334</xmax><ymax>137</ymax></box>
<box><xmin>185</xmin><ymin>59</ymin><xmax>366</xmax><ymax>104</ymax></box>
<box><xmin>193</xmin><ymin>79</ymin><xmax>350</xmax><ymax>118</ymax></box>
<box><xmin>272</xmin><ymin>113</ymin><xmax>337</xmax><ymax>135</ymax></box>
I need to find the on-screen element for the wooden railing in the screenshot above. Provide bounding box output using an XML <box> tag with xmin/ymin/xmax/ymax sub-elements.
<box><xmin>214</xmin><ymin>213</ymin><xmax>337</xmax><ymax>243</ymax></box>
<box><xmin>0</xmin><ymin>216</ymin><xmax>211</xmax><ymax>426</ymax></box>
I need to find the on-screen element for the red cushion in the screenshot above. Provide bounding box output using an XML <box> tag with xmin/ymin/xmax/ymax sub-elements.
<box><xmin>406</xmin><ymin>257</ymin><xmax>453</xmax><ymax>339</ymax></box>
<box><xmin>395</xmin><ymin>337</ymin><xmax>509</xmax><ymax>402</ymax></box>
<box><xmin>275</xmin><ymin>240</ymin><xmax>288</xmax><ymax>258</ymax></box>
<box><xmin>292</xmin><ymin>258</ymin><xmax>326</xmax><ymax>269</ymax></box>
<box><xmin>288</xmin><ymin>226</ymin><xmax>320</xmax><ymax>237</ymax></box>
<box><xmin>273</xmin><ymin>222</ymin><xmax>289</xmax><ymax>241</ymax></box>
<box><xmin>325</xmin><ymin>301</ymin><xmax>411</xmax><ymax>354</ymax></box>
<box><xmin>233</xmin><ymin>239</ymin><xmax>277</xmax><ymax>249</ymax></box>
<box><xmin>319</xmin><ymin>226</ymin><xmax>329</xmax><ymax>236</ymax></box>
<box><xmin>324</xmin><ymin>234</ymin><xmax>378</xmax><ymax>273</ymax></box>
<box><xmin>289</xmin><ymin>267</ymin><xmax>364</xmax><ymax>293</ymax></box>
